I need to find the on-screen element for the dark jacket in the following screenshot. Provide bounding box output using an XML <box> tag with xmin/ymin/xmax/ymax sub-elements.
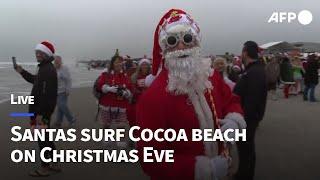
<box><xmin>304</xmin><ymin>59</ymin><xmax>319</xmax><ymax>85</ymax></box>
<box><xmin>20</xmin><ymin>58</ymin><xmax>57</xmax><ymax>119</ymax></box>
<box><xmin>227</xmin><ymin>65</ymin><xmax>241</xmax><ymax>83</ymax></box>
<box><xmin>233</xmin><ymin>60</ymin><xmax>267</xmax><ymax>123</ymax></box>
<box><xmin>265</xmin><ymin>60</ymin><xmax>280</xmax><ymax>84</ymax></box>
<box><xmin>280</xmin><ymin>59</ymin><xmax>294</xmax><ymax>83</ymax></box>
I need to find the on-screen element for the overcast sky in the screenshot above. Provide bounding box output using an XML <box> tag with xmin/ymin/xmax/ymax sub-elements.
<box><xmin>0</xmin><ymin>0</ymin><xmax>319</xmax><ymax>62</ymax></box>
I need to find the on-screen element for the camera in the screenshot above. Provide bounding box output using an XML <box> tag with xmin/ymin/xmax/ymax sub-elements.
<box><xmin>116</xmin><ymin>86</ymin><xmax>126</xmax><ymax>97</ymax></box>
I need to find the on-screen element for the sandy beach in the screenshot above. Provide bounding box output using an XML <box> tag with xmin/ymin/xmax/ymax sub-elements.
<box><xmin>1</xmin><ymin>87</ymin><xmax>319</xmax><ymax>180</ymax></box>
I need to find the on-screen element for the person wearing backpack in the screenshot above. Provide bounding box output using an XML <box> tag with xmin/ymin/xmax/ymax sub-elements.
<box><xmin>280</xmin><ymin>57</ymin><xmax>295</xmax><ymax>98</ymax></box>
<box><xmin>265</xmin><ymin>56</ymin><xmax>280</xmax><ymax>100</ymax></box>
<box><xmin>95</xmin><ymin>53</ymin><xmax>133</xmax><ymax>148</ymax></box>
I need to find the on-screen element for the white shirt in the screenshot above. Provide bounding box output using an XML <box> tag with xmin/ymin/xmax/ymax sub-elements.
<box><xmin>57</xmin><ymin>65</ymin><xmax>72</xmax><ymax>94</ymax></box>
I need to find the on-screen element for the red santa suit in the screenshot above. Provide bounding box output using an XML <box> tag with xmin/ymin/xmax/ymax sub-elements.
<box><xmin>136</xmin><ymin>9</ymin><xmax>245</xmax><ymax>180</ymax></box>
<box><xmin>97</xmin><ymin>70</ymin><xmax>133</xmax><ymax>126</ymax></box>
<box><xmin>129</xmin><ymin>60</ymin><xmax>151</xmax><ymax>126</ymax></box>
<box><xmin>133</xmin><ymin>74</ymin><xmax>148</xmax><ymax>100</ymax></box>
<box><xmin>127</xmin><ymin>73</ymin><xmax>148</xmax><ymax>127</ymax></box>
<box><xmin>132</xmin><ymin>59</ymin><xmax>151</xmax><ymax>102</ymax></box>
<box><xmin>137</xmin><ymin>69</ymin><xmax>244</xmax><ymax>180</ymax></box>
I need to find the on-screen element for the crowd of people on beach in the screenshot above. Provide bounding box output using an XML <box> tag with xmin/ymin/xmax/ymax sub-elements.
<box><xmin>211</xmin><ymin>52</ymin><xmax>320</xmax><ymax>102</ymax></box>
<box><xmin>12</xmin><ymin>8</ymin><xmax>320</xmax><ymax>180</ymax></box>
<box><xmin>263</xmin><ymin>53</ymin><xmax>320</xmax><ymax>101</ymax></box>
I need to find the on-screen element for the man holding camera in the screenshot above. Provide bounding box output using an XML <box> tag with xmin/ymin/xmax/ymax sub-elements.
<box><xmin>96</xmin><ymin>52</ymin><xmax>133</xmax><ymax>148</ymax></box>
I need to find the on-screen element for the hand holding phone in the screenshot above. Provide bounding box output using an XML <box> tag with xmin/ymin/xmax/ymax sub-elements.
<box><xmin>12</xmin><ymin>56</ymin><xmax>17</xmax><ymax>69</ymax></box>
<box><xmin>12</xmin><ymin>57</ymin><xmax>23</xmax><ymax>73</ymax></box>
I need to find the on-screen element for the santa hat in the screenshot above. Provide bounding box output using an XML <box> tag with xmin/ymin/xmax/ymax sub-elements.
<box><xmin>152</xmin><ymin>9</ymin><xmax>201</xmax><ymax>75</ymax></box>
<box><xmin>232</xmin><ymin>65</ymin><xmax>241</xmax><ymax>72</ymax></box>
<box><xmin>139</xmin><ymin>58</ymin><xmax>151</xmax><ymax>66</ymax></box>
<box><xmin>35</xmin><ymin>41</ymin><xmax>55</xmax><ymax>57</ymax></box>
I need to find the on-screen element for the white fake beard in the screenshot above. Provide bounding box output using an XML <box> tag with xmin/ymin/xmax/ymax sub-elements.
<box><xmin>164</xmin><ymin>47</ymin><xmax>213</xmax><ymax>95</ymax></box>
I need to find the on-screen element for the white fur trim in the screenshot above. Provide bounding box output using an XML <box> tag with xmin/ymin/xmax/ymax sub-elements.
<box><xmin>145</xmin><ymin>74</ymin><xmax>156</xmax><ymax>87</ymax></box>
<box><xmin>225</xmin><ymin>112</ymin><xmax>246</xmax><ymax>129</ymax></box>
<box><xmin>224</xmin><ymin>77</ymin><xmax>235</xmax><ymax>90</ymax></box>
<box><xmin>195</xmin><ymin>156</ymin><xmax>213</xmax><ymax>180</ymax></box>
<box><xmin>166</xmin><ymin>24</ymin><xmax>190</xmax><ymax>34</ymax></box>
<box><xmin>124</xmin><ymin>89</ymin><xmax>132</xmax><ymax>100</ymax></box>
<box><xmin>188</xmin><ymin>92</ymin><xmax>211</xmax><ymax>156</ymax></box>
<box><xmin>35</xmin><ymin>43</ymin><xmax>53</xmax><ymax>57</ymax></box>
<box><xmin>197</xmin><ymin>90</ymin><xmax>218</xmax><ymax>157</ymax></box>
<box><xmin>159</xmin><ymin>13</ymin><xmax>201</xmax><ymax>51</ymax></box>
<box><xmin>232</xmin><ymin>65</ymin><xmax>241</xmax><ymax>70</ymax></box>
<box><xmin>188</xmin><ymin>90</ymin><xmax>217</xmax><ymax>158</ymax></box>
<box><xmin>138</xmin><ymin>59</ymin><xmax>151</xmax><ymax>66</ymax></box>
<box><xmin>101</xmin><ymin>84</ymin><xmax>110</xmax><ymax>93</ymax></box>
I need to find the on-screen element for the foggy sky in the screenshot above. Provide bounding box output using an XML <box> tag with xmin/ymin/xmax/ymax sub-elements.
<box><xmin>0</xmin><ymin>0</ymin><xmax>319</xmax><ymax>62</ymax></box>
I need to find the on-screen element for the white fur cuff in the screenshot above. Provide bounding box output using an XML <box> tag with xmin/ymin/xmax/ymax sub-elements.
<box><xmin>195</xmin><ymin>156</ymin><xmax>213</xmax><ymax>180</ymax></box>
<box><xmin>225</xmin><ymin>112</ymin><xmax>246</xmax><ymax>129</ymax></box>
<box><xmin>101</xmin><ymin>84</ymin><xmax>110</xmax><ymax>93</ymax></box>
<box><xmin>35</xmin><ymin>43</ymin><xmax>53</xmax><ymax>57</ymax></box>
<box><xmin>124</xmin><ymin>89</ymin><xmax>132</xmax><ymax>99</ymax></box>
<box><xmin>145</xmin><ymin>74</ymin><xmax>156</xmax><ymax>87</ymax></box>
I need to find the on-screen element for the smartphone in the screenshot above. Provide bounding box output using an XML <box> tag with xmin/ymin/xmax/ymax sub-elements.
<box><xmin>12</xmin><ymin>56</ymin><xmax>17</xmax><ymax>69</ymax></box>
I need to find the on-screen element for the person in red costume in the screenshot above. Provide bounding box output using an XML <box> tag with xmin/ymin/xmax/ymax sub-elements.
<box><xmin>128</xmin><ymin>59</ymin><xmax>151</xmax><ymax>127</ymax></box>
<box><xmin>131</xmin><ymin>58</ymin><xmax>151</xmax><ymax>102</ymax></box>
<box><xmin>136</xmin><ymin>9</ymin><xmax>246</xmax><ymax>180</ymax></box>
<box><xmin>96</xmin><ymin>53</ymin><xmax>133</xmax><ymax>148</ymax></box>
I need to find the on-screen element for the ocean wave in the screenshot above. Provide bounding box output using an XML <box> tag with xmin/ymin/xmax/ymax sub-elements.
<box><xmin>0</xmin><ymin>62</ymin><xmax>37</xmax><ymax>66</ymax></box>
<box><xmin>0</xmin><ymin>98</ymin><xmax>10</xmax><ymax>104</ymax></box>
<box><xmin>0</xmin><ymin>65</ymin><xmax>101</xmax><ymax>104</ymax></box>
<box><xmin>0</xmin><ymin>87</ymin><xmax>10</xmax><ymax>90</ymax></box>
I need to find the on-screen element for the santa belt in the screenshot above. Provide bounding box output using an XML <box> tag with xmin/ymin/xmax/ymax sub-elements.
<box><xmin>99</xmin><ymin>105</ymin><xmax>126</xmax><ymax>113</ymax></box>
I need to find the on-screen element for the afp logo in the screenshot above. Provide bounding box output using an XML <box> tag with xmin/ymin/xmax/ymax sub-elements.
<box><xmin>268</xmin><ymin>10</ymin><xmax>313</xmax><ymax>25</ymax></box>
